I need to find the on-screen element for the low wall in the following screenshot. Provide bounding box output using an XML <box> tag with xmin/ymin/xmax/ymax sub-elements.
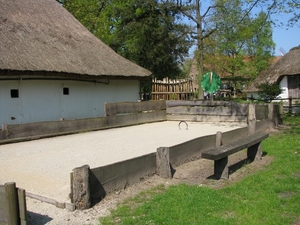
<box><xmin>167</xmin><ymin>134</ymin><xmax>216</xmax><ymax>168</ymax></box>
<box><xmin>166</xmin><ymin>100</ymin><xmax>249</xmax><ymax>122</ymax></box>
<box><xmin>0</xmin><ymin>101</ymin><xmax>167</xmax><ymax>143</ymax></box>
<box><xmin>0</xmin><ymin>101</ymin><xmax>282</xmax><ymax>143</ymax></box>
<box><xmin>71</xmin><ymin>121</ymin><xmax>265</xmax><ymax>209</ymax></box>
<box><xmin>71</xmin><ymin>153</ymin><xmax>156</xmax><ymax>208</ymax></box>
<box><xmin>89</xmin><ymin>153</ymin><xmax>156</xmax><ymax>205</ymax></box>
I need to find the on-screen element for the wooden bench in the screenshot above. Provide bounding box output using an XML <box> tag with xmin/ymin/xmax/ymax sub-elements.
<box><xmin>202</xmin><ymin>131</ymin><xmax>269</xmax><ymax>179</ymax></box>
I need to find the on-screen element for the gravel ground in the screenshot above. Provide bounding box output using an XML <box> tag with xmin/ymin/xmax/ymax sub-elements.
<box><xmin>0</xmin><ymin>121</ymin><xmax>247</xmax><ymax>224</ymax></box>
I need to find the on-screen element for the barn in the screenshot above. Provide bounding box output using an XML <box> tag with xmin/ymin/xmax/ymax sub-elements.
<box><xmin>244</xmin><ymin>46</ymin><xmax>300</xmax><ymax>101</ymax></box>
<box><xmin>0</xmin><ymin>0</ymin><xmax>151</xmax><ymax>126</ymax></box>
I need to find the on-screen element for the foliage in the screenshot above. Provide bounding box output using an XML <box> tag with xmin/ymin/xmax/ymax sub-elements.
<box><xmin>255</xmin><ymin>81</ymin><xmax>283</xmax><ymax>102</ymax></box>
<box><xmin>60</xmin><ymin>0</ymin><xmax>192</xmax><ymax>80</ymax></box>
<box><xmin>109</xmin><ymin>0</ymin><xmax>192</xmax><ymax>79</ymax></box>
<box><xmin>205</xmin><ymin>0</ymin><xmax>275</xmax><ymax>90</ymax></box>
<box><xmin>60</xmin><ymin>0</ymin><xmax>114</xmax><ymax>43</ymax></box>
<box><xmin>99</xmin><ymin>115</ymin><xmax>300</xmax><ymax>225</ymax></box>
<box><xmin>267</xmin><ymin>0</ymin><xmax>300</xmax><ymax>27</ymax></box>
<box><xmin>167</xmin><ymin>0</ymin><xmax>278</xmax><ymax>96</ymax></box>
<box><xmin>59</xmin><ymin>0</ymin><xmax>299</xmax><ymax>84</ymax></box>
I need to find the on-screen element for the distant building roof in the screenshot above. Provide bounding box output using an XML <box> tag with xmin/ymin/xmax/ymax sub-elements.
<box><xmin>244</xmin><ymin>46</ymin><xmax>300</xmax><ymax>92</ymax></box>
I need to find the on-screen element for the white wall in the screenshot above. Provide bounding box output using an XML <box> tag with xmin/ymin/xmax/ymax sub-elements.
<box><xmin>246</xmin><ymin>76</ymin><xmax>289</xmax><ymax>101</ymax></box>
<box><xmin>277</xmin><ymin>76</ymin><xmax>288</xmax><ymax>99</ymax></box>
<box><xmin>0</xmin><ymin>79</ymin><xmax>140</xmax><ymax>125</ymax></box>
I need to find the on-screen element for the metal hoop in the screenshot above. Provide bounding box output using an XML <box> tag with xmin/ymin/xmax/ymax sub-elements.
<box><xmin>178</xmin><ymin>121</ymin><xmax>188</xmax><ymax>130</ymax></box>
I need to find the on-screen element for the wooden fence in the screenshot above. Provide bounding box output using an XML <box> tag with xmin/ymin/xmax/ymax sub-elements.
<box><xmin>0</xmin><ymin>182</ymin><xmax>27</xmax><ymax>225</ymax></box>
<box><xmin>151</xmin><ymin>78</ymin><xmax>194</xmax><ymax>100</ymax></box>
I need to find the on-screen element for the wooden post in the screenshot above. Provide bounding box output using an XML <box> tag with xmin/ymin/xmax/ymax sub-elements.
<box><xmin>72</xmin><ymin>165</ymin><xmax>91</xmax><ymax>210</ymax></box>
<box><xmin>156</xmin><ymin>147</ymin><xmax>172</xmax><ymax>179</ymax></box>
<box><xmin>214</xmin><ymin>157</ymin><xmax>229</xmax><ymax>180</ymax></box>
<box><xmin>277</xmin><ymin>103</ymin><xmax>283</xmax><ymax>125</ymax></box>
<box><xmin>214</xmin><ymin>131</ymin><xmax>228</xmax><ymax>179</ymax></box>
<box><xmin>268</xmin><ymin>103</ymin><xmax>274</xmax><ymax>130</ymax></box>
<box><xmin>210</xmin><ymin>93</ymin><xmax>213</xmax><ymax>104</ymax></box>
<box><xmin>70</xmin><ymin>172</ymin><xmax>74</xmax><ymax>203</ymax></box>
<box><xmin>1</xmin><ymin>123</ymin><xmax>7</xmax><ymax>131</ymax></box>
<box><xmin>248</xmin><ymin>103</ymin><xmax>256</xmax><ymax>135</ymax></box>
<box><xmin>247</xmin><ymin>142</ymin><xmax>262</xmax><ymax>161</ymax></box>
<box><xmin>17</xmin><ymin>188</ymin><xmax>27</xmax><ymax>225</ymax></box>
<box><xmin>216</xmin><ymin>131</ymin><xmax>222</xmax><ymax>148</ymax></box>
<box><xmin>5</xmin><ymin>182</ymin><xmax>19</xmax><ymax>225</ymax></box>
<box><xmin>2</xmin><ymin>123</ymin><xmax>8</xmax><ymax>138</ymax></box>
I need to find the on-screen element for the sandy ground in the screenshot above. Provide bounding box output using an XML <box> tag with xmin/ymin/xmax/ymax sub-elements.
<box><xmin>0</xmin><ymin>121</ymin><xmax>249</xmax><ymax>224</ymax></box>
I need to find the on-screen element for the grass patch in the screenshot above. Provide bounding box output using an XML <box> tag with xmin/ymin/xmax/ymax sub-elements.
<box><xmin>99</xmin><ymin>115</ymin><xmax>300</xmax><ymax>225</ymax></box>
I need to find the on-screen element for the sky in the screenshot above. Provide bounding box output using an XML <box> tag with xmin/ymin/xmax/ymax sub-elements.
<box><xmin>272</xmin><ymin>14</ymin><xmax>299</xmax><ymax>56</ymax></box>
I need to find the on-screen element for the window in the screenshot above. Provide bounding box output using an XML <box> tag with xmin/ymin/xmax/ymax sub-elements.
<box><xmin>10</xmin><ymin>89</ymin><xmax>19</xmax><ymax>98</ymax></box>
<box><xmin>63</xmin><ymin>87</ymin><xmax>69</xmax><ymax>95</ymax></box>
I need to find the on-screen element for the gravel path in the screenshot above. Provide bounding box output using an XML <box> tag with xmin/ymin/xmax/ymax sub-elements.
<box><xmin>0</xmin><ymin>121</ymin><xmax>247</xmax><ymax>224</ymax></box>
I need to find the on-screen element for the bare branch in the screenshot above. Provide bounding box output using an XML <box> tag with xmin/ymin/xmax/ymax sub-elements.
<box><xmin>201</xmin><ymin>27</ymin><xmax>217</xmax><ymax>40</ymax></box>
<box><xmin>202</xmin><ymin>4</ymin><xmax>223</xmax><ymax>18</ymax></box>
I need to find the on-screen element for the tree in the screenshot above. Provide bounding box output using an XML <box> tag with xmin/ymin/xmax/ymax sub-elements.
<box><xmin>108</xmin><ymin>0</ymin><xmax>192</xmax><ymax>79</ymax></box>
<box><xmin>165</xmin><ymin>0</ymin><xmax>294</xmax><ymax>98</ymax></box>
<box><xmin>168</xmin><ymin>0</ymin><xmax>221</xmax><ymax>98</ymax></box>
<box><xmin>287</xmin><ymin>0</ymin><xmax>300</xmax><ymax>26</ymax></box>
<box><xmin>206</xmin><ymin>1</ymin><xmax>275</xmax><ymax>90</ymax></box>
<box><xmin>256</xmin><ymin>81</ymin><xmax>282</xmax><ymax>102</ymax></box>
<box><xmin>60</xmin><ymin>0</ymin><xmax>114</xmax><ymax>43</ymax></box>
<box><xmin>265</xmin><ymin>0</ymin><xmax>300</xmax><ymax>27</ymax></box>
<box><xmin>167</xmin><ymin>0</ymin><xmax>269</xmax><ymax>98</ymax></box>
<box><xmin>60</xmin><ymin>0</ymin><xmax>192</xmax><ymax>80</ymax></box>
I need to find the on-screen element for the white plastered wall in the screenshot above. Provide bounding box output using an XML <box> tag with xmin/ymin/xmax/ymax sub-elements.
<box><xmin>246</xmin><ymin>76</ymin><xmax>289</xmax><ymax>101</ymax></box>
<box><xmin>0</xmin><ymin>79</ymin><xmax>140</xmax><ymax>125</ymax></box>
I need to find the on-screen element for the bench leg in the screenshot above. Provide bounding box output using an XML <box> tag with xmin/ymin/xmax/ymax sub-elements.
<box><xmin>214</xmin><ymin>157</ymin><xmax>229</xmax><ymax>180</ymax></box>
<box><xmin>247</xmin><ymin>142</ymin><xmax>262</xmax><ymax>161</ymax></box>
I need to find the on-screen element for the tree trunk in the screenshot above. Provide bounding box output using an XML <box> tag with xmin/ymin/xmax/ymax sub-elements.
<box><xmin>196</xmin><ymin>0</ymin><xmax>204</xmax><ymax>99</ymax></box>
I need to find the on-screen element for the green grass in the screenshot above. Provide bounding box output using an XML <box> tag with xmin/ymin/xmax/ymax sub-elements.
<box><xmin>99</xmin><ymin>115</ymin><xmax>300</xmax><ymax>225</ymax></box>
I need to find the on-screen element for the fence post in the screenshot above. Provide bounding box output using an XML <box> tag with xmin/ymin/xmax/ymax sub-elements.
<box><xmin>268</xmin><ymin>103</ymin><xmax>274</xmax><ymax>130</ymax></box>
<box><xmin>5</xmin><ymin>182</ymin><xmax>19</xmax><ymax>225</ymax></box>
<box><xmin>216</xmin><ymin>131</ymin><xmax>222</xmax><ymax>148</ymax></box>
<box><xmin>248</xmin><ymin>104</ymin><xmax>256</xmax><ymax>135</ymax></box>
<box><xmin>289</xmin><ymin>97</ymin><xmax>292</xmax><ymax>114</ymax></box>
<box><xmin>17</xmin><ymin>188</ymin><xmax>27</xmax><ymax>224</ymax></box>
<box><xmin>2</xmin><ymin>123</ymin><xmax>8</xmax><ymax>138</ymax></box>
<box><xmin>156</xmin><ymin>147</ymin><xmax>172</xmax><ymax>179</ymax></box>
<box><xmin>72</xmin><ymin>165</ymin><xmax>91</xmax><ymax>210</ymax></box>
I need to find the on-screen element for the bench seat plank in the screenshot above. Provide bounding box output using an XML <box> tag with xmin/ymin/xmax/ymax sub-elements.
<box><xmin>202</xmin><ymin>132</ymin><xmax>269</xmax><ymax>161</ymax></box>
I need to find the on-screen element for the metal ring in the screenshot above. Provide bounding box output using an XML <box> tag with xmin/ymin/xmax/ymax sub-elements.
<box><xmin>178</xmin><ymin>121</ymin><xmax>188</xmax><ymax>130</ymax></box>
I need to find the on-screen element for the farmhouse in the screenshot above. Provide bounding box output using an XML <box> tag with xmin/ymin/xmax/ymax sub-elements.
<box><xmin>0</xmin><ymin>0</ymin><xmax>151</xmax><ymax>126</ymax></box>
<box><xmin>244</xmin><ymin>46</ymin><xmax>300</xmax><ymax>101</ymax></box>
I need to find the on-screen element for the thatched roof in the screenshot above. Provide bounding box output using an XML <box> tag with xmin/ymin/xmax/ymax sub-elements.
<box><xmin>244</xmin><ymin>46</ymin><xmax>300</xmax><ymax>92</ymax></box>
<box><xmin>0</xmin><ymin>0</ymin><xmax>152</xmax><ymax>80</ymax></box>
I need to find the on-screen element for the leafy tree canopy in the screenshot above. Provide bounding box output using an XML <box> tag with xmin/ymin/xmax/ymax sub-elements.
<box><xmin>60</xmin><ymin>0</ymin><xmax>192</xmax><ymax>80</ymax></box>
<box><xmin>197</xmin><ymin>0</ymin><xmax>275</xmax><ymax>90</ymax></box>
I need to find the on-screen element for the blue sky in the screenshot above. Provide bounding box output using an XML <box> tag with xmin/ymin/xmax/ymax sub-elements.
<box><xmin>272</xmin><ymin>12</ymin><xmax>299</xmax><ymax>55</ymax></box>
<box><xmin>273</xmin><ymin>25</ymin><xmax>299</xmax><ymax>55</ymax></box>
